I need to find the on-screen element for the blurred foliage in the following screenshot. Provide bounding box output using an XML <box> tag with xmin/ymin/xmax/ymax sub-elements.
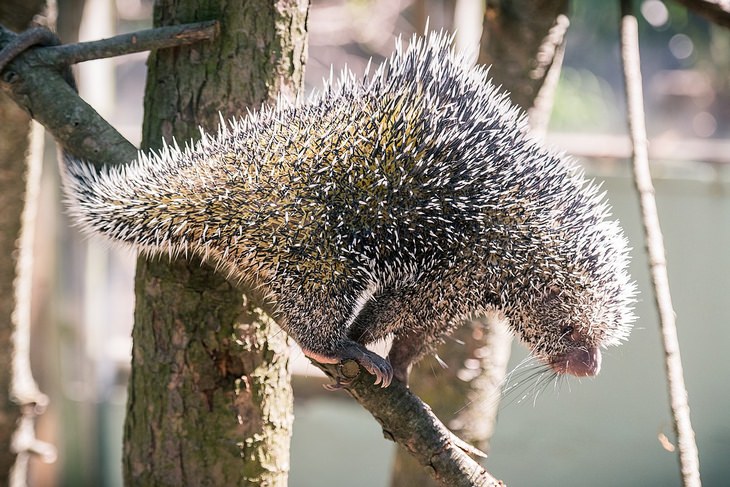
<box><xmin>550</xmin><ymin>67</ymin><xmax>624</xmax><ymax>133</ymax></box>
<box><xmin>550</xmin><ymin>0</ymin><xmax>730</xmax><ymax>136</ymax></box>
<box><xmin>707</xmin><ymin>24</ymin><xmax>730</xmax><ymax>94</ymax></box>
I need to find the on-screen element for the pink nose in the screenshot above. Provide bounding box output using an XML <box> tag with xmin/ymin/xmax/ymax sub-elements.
<box><xmin>550</xmin><ymin>346</ymin><xmax>602</xmax><ymax>377</ymax></box>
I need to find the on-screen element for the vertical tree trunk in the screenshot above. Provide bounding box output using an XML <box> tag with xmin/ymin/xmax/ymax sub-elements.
<box><xmin>123</xmin><ymin>1</ymin><xmax>308</xmax><ymax>485</ymax></box>
<box><xmin>480</xmin><ymin>0</ymin><xmax>569</xmax><ymax>116</ymax></box>
<box><xmin>391</xmin><ymin>2</ymin><xmax>568</xmax><ymax>485</ymax></box>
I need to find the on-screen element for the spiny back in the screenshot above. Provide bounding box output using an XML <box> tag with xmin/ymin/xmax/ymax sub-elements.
<box><xmin>61</xmin><ymin>32</ymin><xmax>635</xmax><ymax>353</ymax></box>
<box><xmin>62</xmin><ymin>33</ymin><xmax>518</xmax><ymax>273</ymax></box>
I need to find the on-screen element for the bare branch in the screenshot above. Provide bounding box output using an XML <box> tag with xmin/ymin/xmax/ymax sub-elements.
<box><xmin>315</xmin><ymin>361</ymin><xmax>503</xmax><ymax>487</ymax></box>
<box><xmin>0</xmin><ymin>21</ymin><xmax>218</xmax><ymax>166</ymax></box>
<box><xmin>479</xmin><ymin>0</ymin><xmax>569</xmax><ymax>111</ymax></box>
<box><xmin>619</xmin><ymin>3</ymin><xmax>702</xmax><ymax>487</ymax></box>
<box><xmin>672</xmin><ymin>0</ymin><xmax>730</xmax><ymax>28</ymax></box>
<box><xmin>528</xmin><ymin>13</ymin><xmax>569</xmax><ymax>139</ymax></box>
<box><xmin>43</xmin><ymin>21</ymin><xmax>219</xmax><ymax>65</ymax></box>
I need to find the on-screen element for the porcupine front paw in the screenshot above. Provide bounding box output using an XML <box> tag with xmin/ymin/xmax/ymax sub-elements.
<box><xmin>303</xmin><ymin>341</ymin><xmax>393</xmax><ymax>389</ymax></box>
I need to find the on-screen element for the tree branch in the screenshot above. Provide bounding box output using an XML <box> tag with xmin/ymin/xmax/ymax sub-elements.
<box><xmin>528</xmin><ymin>13</ymin><xmax>569</xmax><ymax>139</ymax></box>
<box><xmin>619</xmin><ymin>3</ymin><xmax>702</xmax><ymax>487</ymax></box>
<box><xmin>672</xmin><ymin>0</ymin><xmax>730</xmax><ymax>28</ymax></box>
<box><xmin>0</xmin><ymin>21</ymin><xmax>218</xmax><ymax>166</ymax></box>
<box><xmin>43</xmin><ymin>21</ymin><xmax>219</xmax><ymax>65</ymax></box>
<box><xmin>315</xmin><ymin>361</ymin><xmax>503</xmax><ymax>487</ymax></box>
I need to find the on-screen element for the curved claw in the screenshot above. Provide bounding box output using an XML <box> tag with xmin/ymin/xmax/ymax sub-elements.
<box><xmin>306</xmin><ymin>341</ymin><xmax>394</xmax><ymax>389</ymax></box>
<box><xmin>322</xmin><ymin>377</ymin><xmax>348</xmax><ymax>391</ymax></box>
<box><xmin>347</xmin><ymin>346</ymin><xmax>393</xmax><ymax>388</ymax></box>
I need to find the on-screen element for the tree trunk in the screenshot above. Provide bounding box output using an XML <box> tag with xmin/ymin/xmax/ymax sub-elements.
<box><xmin>479</xmin><ymin>0</ymin><xmax>569</xmax><ymax>113</ymax></box>
<box><xmin>123</xmin><ymin>1</ymin><xmax>308</xmax><ymax>485</ymax></box>
<box><xmin>392</xmin><ymin>2</ymin><xmax>568</xmax><ymax>485</ymax></box>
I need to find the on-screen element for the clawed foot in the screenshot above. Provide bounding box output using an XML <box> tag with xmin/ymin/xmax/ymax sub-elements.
<box><xmin>322</xmin><ymin>374</ymin><xmax>353</xmax><ymax>391</ymax></box>
<box><xmin>304</xmin><ymin>342</ymin><xmax>394</xmax><ymax>389</ymax></box>
<box><xmin>344</xmin><ymin>345</ymin><xmax>393</xmax><ymax>387</ymax></box>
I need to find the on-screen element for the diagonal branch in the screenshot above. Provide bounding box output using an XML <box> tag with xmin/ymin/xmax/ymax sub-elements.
<box><xmin>0</xmin><ymin>21</ymin><xmax>217</xmax><ymax>167</ymax></box>
<box><xmin>0</xmin><ymin>21</ymin><xmax>219</xmax><ymax>73</ymax></box>
<box><xmin>315</xmin><ymin>361</ymin><xmax>502</xmax><ymax>487</ymax></box>
<box><xmin>42</xmin><ymin>21</ymin><xmax>219</xmax><ymax>65</ymax></box>
<box><xmin>672</xmin><ymin>0</ymin><xmax>730</xmax><ymax>28</ymax></box>
<box><xmin>619</xmin><ymin>2</ymin><xmax>702</xmax><ymax>486</ymax></box>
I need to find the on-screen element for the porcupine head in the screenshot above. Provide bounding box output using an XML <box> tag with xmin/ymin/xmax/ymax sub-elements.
<box><xmin>60</xmin><ymin>32</ymin><xmax>636</xmax><ymax>389</ymax></box>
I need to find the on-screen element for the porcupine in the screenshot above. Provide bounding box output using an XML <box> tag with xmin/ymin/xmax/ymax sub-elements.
<box><xmin>61</xmin><ymin>32</ymin><xmax>636</xmax><ymax>388</ymax></box>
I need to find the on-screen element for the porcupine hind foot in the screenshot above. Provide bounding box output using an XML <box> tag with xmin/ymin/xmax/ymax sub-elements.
<box><xmin>303</xmin><ymin>341</ymin><xmax>393</xmax><ymax>389</ymax></box>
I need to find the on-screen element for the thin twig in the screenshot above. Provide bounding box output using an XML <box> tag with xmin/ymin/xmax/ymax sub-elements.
<box><xmin>619</xmin><ymin>3</ymin><xmax>702</xmax><ymax>487</ymax></box>
<box><xmin>0</xmin><ymin>21</ymin><xmax>218</xmax><ymax>72</ymax></box>
<box><xmin>42</xmin><ymin>20</ymin><xmax>219</xmax><ymax>65</ymax></box>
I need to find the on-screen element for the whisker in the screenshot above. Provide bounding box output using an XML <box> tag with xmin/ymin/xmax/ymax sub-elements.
<box><xmin>450</xmin><ymin>353</ymin><xmax>569</xmax><ymax>417</ymax></box>
<box><xmin>498</xmin><ymin>354</ymin><xmax>566</xmax><ymax>409</ymax></box>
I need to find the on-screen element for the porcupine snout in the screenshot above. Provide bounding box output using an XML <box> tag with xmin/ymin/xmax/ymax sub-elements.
<box><xmin>550</xmin><ymin>346</ymin><xmax>602</xmax><ymax>377</ymax></box>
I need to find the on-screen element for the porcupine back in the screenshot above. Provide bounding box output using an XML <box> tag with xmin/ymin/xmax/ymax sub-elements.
<box><xmin>60</xmin><ymin>34</ymin><xmax>500</xmax><ymax>280</ymax></box>
<box><xmin>61</xmin><ymin>32</ymin><xmax>635</xmax><ymax>382</ymax></box>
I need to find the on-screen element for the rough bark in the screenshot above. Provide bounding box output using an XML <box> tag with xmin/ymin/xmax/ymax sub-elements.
<box><xmin>123</xmin><ymin>1</ymin><xmax>308</xmax><ymax>486</ymax></box>
<box><xmin>392</xmin><ymin>2</ymin><xmax>569</xmax><ymax>485</ymax></box>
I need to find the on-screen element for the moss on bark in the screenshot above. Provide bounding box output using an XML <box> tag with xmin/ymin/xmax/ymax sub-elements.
<box><xmin>123</xmin><ymin>1</ymin><xmax>308</xmax><ymax>485</ymax></box>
